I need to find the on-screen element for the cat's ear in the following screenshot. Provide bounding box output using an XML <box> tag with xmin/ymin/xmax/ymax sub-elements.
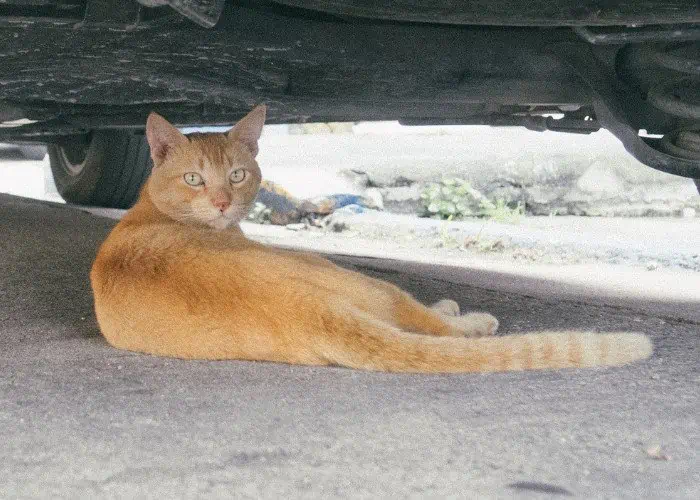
<box><xmin>227</xmin><ymin>105</ymin><xmax>266</xmax><ymax>157</ymax></box>
<box><xmin>145</xmin><ymin>112</ymin><xmax>188</xmax><ymax>165</ymax></box>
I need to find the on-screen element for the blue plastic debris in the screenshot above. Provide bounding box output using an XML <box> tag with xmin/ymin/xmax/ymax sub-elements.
<box><xmin>253</xmin><ymin>180</ymin><xmax>379</xmax><ymax>225</ymax></box>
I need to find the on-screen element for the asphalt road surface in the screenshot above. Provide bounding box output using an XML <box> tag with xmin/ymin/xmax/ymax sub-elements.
<box><xmin>1</xmin><ymin>193</ymin><xmax>698</xmax><ymax>499</ymax></box>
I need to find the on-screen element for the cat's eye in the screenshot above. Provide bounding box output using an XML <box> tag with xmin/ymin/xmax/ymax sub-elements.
<box><xmin>184</xmin><ymin>172</ymin><xmax>204</xmax><ymax>186</ymax></box>
<box><xmin>229</xmin><ymin>169</ymin><xmax>246</xmax><ymax>184</ymax></box>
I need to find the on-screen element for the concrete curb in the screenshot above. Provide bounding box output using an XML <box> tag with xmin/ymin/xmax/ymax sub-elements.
<box><xmin>259</xmin><ymin>125</ymin><xmax>700</xmax><ymax>217</ymax></box>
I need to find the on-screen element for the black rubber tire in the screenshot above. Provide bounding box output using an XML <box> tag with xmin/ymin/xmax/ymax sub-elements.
<box><xmin>694</xmin><ymin>178</ymin><xmax>700</xmax><ymax>195</ymax></box>
<box><xmin>47</xmin><ymin>130</ymin><xmax>152</xmax><ymax>209</ymax></box>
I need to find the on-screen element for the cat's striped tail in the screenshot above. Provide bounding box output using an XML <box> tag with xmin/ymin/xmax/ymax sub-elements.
<box><xmin>317</xmin><ymin>313</ymin><xmax>653</xmax><ymax>373</ymax></box>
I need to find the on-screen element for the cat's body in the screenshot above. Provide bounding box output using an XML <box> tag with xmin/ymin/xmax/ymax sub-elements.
<box><xmin>90</xmin><ymin>106</ymin><xmax>652</xmax><ymax>373</ymax></box>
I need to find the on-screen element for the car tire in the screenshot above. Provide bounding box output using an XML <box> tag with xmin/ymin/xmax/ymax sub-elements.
<box><xmin>18</xmin><ymin>145</ymin><xmax>47</xmax><ymax>161</ymax></box>
<box><xmin>47</xmin><ymin>130</ymin><xmax>152</xmax><ymax>208</ymax></box>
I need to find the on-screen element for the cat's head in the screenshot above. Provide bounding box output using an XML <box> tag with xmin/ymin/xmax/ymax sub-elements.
<box><xmin>144</xmin><ymin>105</ymin><xmax>266</xmax><ymax>230</ymax></box>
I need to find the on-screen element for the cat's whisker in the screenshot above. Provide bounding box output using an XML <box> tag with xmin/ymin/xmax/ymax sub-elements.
<box><xmin>171</xmin><ymin>211</ymin><xmax>207</xmax><ymax>225</ymax></box>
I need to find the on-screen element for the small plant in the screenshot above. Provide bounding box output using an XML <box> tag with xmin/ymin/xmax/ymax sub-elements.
<box><xmin>420</xmin><ymin>178</ymin><xmax>485</xmax><ymax>220</ymax></box>
<box><xmin>478</xmin><ymin>198</ymin><xmax>525</xmax><ymax>224</ymax></box>
<box><xmin>420</xmin><ymin>177</ymin><xmax>524</xmax><ymax>223</ymax></box>
<box><xmin>437</xmin><ymin>224</ymin><xmax>461</xmax><ymax>249</ymax></box>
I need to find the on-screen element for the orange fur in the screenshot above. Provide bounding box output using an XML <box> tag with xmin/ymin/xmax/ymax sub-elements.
<box><xmin>90</xmin><ymin>106</ymin><xmax>653</xmax><ymax>373</ymax></box>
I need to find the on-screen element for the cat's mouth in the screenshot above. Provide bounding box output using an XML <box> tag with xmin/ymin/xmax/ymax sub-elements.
<box><xmin>204</xmin><ymin>204</ymin><xmax>249</xmax><ymax>229</ymax></box>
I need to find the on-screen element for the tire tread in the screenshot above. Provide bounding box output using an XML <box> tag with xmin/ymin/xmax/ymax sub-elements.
<box><xmin>48</xmin><ymin>131</ymin><xmax>151</xmax><ymax>209</ymax></box>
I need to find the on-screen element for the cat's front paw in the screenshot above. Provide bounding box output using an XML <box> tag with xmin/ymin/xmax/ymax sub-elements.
<box><xmin>451</xmin><ymin>312</ymin><xmax>499</xmax><ymax>337</ymax></box>
<box><xmin>431</xmin><ymin>299</ymin><xmax>460</xmax><ymax>316</ymax></box>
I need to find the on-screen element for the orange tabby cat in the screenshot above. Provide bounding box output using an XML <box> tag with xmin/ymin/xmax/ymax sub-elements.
<box><xmin>90</xmin><ymin>105</ymin><xmax>652</xmax><ymax>373</ymax></box>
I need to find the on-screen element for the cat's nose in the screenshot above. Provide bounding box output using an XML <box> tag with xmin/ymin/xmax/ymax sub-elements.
<box><xmin>213</xmin><ymin>199</ymin><xmax>231</xmax><ymax>213</ymax></box>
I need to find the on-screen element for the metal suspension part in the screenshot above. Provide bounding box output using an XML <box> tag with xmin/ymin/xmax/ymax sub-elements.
<box><xmin>645</xmin><ymin>42</ymin><xmax>700</xmax><ymax>120</ymax></box>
